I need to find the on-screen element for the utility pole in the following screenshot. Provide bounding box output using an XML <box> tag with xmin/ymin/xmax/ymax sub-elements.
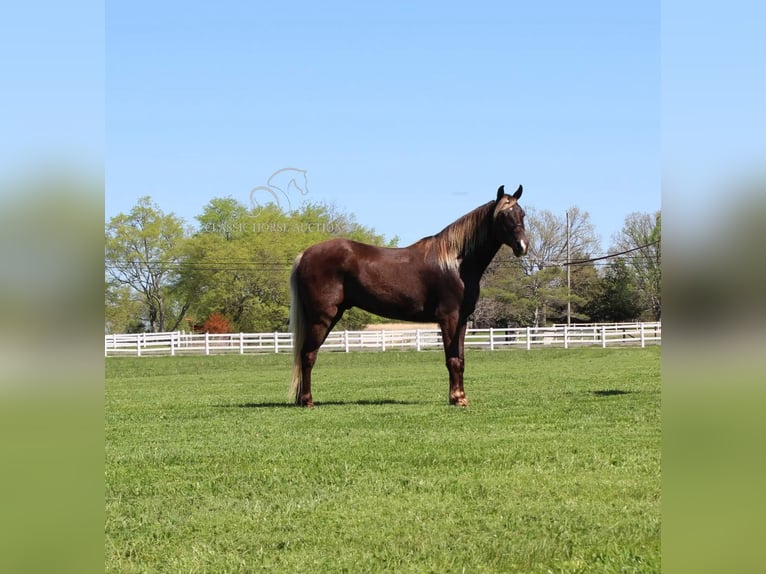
<box><xmin>566</xmin><ymin>210</ymin><xmax>571</xmax><ymax>326</ymax></box>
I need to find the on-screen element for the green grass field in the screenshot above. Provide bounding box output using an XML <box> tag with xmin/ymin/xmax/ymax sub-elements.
<box><xmin>105</xmin><ymin>347</ymin><xmax>660</xmax><ymax>573</ymax></box>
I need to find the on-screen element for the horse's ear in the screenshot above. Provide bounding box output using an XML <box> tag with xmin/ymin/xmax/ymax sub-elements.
<box><xmin>496</xmin><ymin>185</ymin><xmax>505</xmax><ymax>201</ymax></box>
<box><xmin>512</xmin><ymin>185</ymin><xmax>523</xmax><ymax>200</ymax></box>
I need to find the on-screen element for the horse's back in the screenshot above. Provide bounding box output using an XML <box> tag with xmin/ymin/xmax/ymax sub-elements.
<box><xmin>298</xmin><ymin>238</ymin><xmax>412</xmax><ymax>273</ymax></box>
<box><xmin>295</xmin><ymin>238</ymin><xmax>440</xmax><ymax>321</ymax></box>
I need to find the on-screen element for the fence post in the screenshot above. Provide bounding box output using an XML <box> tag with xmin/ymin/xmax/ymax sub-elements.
<box><xmin>526</xmin><ymin>327</ymin><xmax>531</xmax><ymax>350</ymax></box>
<box><xmin>344</xmin><ymin>330</ymin><xmax>350</xmax><ymax>353</ymax></box>
<box><xmin>640</xmin><ymin>323</ymin><xmax>645</xmax><ymax>348</ymax></box>
<box><xmin>564</xmin><ymin>325</ymin><xmax>569</xmax><ymax>349</ymax></box>
<box><xmin>381</xmin><ymin>331</ymin><xmax>386</xmax><ymax>352</ymax></box>
<box><xmin>137</xmin><ymin>333</ymin><xmax>142</xmax><ymax>357</ymax></box>
<box><xmin>416</xmin><ymin>329</ymin><xmax>421</xmax><ymax>352</ymax></box>
<box><xmin>170</xmin><ymin>331</ymin><xmax>176</xmax><ymax>356</ymax></box>
<box><xmin>489</xmin><ymin>327</ymin><xmax>494</xmax><ymax>351</ymax></box>
<box><xmin>601</xmin><ymin>325</ymin><xmax>606</xmax><ymax>349</ymax></box>
<box><xmin>204</xmin><ymin>332</ymin><xmax>210</xmax><ymax>355</ymax></box>
<box><xmin>239</xmin><ymin>332</ymin><xmax>244</xmax><ymax>354</ymax></box>
<box><xmin>274</xmin><ymin>332</ymin><xmax>279</xmax><ymax>353</ymax></box>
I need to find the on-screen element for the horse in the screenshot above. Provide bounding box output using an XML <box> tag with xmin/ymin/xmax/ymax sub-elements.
<box><xmin>288</xmin><ymin>184</ymin><xmax>528</xmax><ymax>407</ymax></box>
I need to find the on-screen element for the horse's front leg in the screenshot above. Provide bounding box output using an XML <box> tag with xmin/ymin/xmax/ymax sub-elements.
<box><xmin>440</xmin><ymin>318</ymin><xmax>468</xmax><ymax>407</ymax></box>
<box><xmin>454</xmin><ymin>321</ymin><xmax>468</xmax><ymax>403</ymax></box>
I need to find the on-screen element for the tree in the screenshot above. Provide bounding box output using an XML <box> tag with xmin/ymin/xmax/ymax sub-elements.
<box><xmin>104</xmin><ymin>282</ymin><xmax>145</xmax><ymax>333</ymax></box>
<box><xmin>566</xmin><ymin>261</ymin><xmax>601</xmax><ymax>323</ymax></box>
<box><xmin>201</xmin><ymin>312</ymin><xmax>232</xmax><ymax>334</ymax></box>
<box><xmin>105</xmin><ymin>197</ymin><xmax>190</xmax><ymax>332</ymax></box>
<box><xmin>482</xmin><ymin>207</ymin><xmax>600</xmax><ymax>326</ymax></box>
<box><xmin>177</xmin><ymin>197</ymin><xmax>396</xmax><ymax>332</ymax></box>
<box><xmin>195</xmin><ymin>196</ymin><xmax>250</xmax><ymax>240</ymax></box>
<box><xmin>584</xmin><ymin>259</ymin><xmax>642</xmax><ymax>322</ymax></box>
<box><xmin>612</xmin><ymin>211</ymin><xmax>661</xmax><ymax>320</ymax></box>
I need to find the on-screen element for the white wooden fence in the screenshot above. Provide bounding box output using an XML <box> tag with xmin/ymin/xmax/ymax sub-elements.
<box><xmin>105</xmin><ymin>322</ymin><xmax>661</xmax><ymax>357</ymax></box>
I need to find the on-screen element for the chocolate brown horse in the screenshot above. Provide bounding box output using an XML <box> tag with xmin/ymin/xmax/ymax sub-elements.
<box><xmin>289</xmin><ymin>185</ymin><xmax>528</xmax><ymax>407</ymax></box>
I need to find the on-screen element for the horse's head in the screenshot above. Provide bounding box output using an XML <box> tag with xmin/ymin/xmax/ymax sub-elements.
<box><xmin>493</xmin><ymin>185</ymin><xmax>528</xmax><ymax>257</ymax></box>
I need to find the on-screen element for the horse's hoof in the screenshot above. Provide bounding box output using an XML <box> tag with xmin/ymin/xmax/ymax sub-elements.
<box><xmin>450</xmin><ymin>397</ymin><xmax>468</xmax><ymax>407</ymax></box>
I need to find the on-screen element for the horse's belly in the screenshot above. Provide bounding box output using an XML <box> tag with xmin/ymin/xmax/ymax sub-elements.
<box><xmin>354</xmin><ymin>298</ymin><xmax>434</xmax><ymax>323</ymax></box>
<box><xmin>345</xmin><ymin>276</ymin><xmax>434</xmax><ymax>322</ymax></box>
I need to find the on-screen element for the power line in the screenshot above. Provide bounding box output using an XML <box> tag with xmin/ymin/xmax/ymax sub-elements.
<box><xmin>563</xmin><ymin>239</ymin><xmax>660</xmax><ymax>267</ymax></box>
<box><xmin>104</xmin><ymin>240</ymin><xmax>660</xmax><ymax>273</ymax></box>
<box><xmin>488</xmin><ymin>239</ymin><xmax>660</xmax><ymax>269</ymax></box>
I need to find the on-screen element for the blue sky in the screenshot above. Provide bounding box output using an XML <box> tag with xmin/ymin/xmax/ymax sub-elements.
<box><xmin>1</xmin><ymin>1</ymin><xmax>103</xmax><ymax>176</ymax></box>
<box><xmin>106</xmin><ymin>1</ymin><xmax>660</xmax><ymax>248</ymax></box>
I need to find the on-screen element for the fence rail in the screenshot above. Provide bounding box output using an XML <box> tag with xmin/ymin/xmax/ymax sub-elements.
<box><xmin>105</xmin><ymin>322</ymin><xmax>661</xmax><ymax>357</ymax></box>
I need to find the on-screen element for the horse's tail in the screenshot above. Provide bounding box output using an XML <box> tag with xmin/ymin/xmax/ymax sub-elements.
<box><xmin>288</xmin><ymin>253</ymin><xmax>305</xmax><ymax>404</ymax></box>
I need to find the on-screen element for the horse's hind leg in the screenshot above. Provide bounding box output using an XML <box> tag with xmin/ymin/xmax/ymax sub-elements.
<box><xmin>297</xmin><ymin>311</ymin><xmax>344</xmax><ymax>407</ymax></box>
<box><xmin>297</xmin><ymin>346</ymin><xmax>319</xmax><ymax>407</ymax></box>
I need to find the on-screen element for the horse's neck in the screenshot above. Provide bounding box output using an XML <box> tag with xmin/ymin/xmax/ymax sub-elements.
<box><xmin>458</xmin><ymin>207</ymin><xmax>501</xmax><ymax>278</ymax></box>
<box><xmin>461</xmin><ymin>234</ymin><xmax>501</xmax><ymax>278</ymax></box>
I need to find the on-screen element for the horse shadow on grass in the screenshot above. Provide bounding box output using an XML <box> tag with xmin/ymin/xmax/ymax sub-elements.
<box><xmin>590</xmin><ymin>389</ymin><xmax>632</xmax><ymax>397</ymax></box>
<box><xmin>219</xmin><ymin>399</ymin><xmax>419</xmax><ymax>409</ymax></box>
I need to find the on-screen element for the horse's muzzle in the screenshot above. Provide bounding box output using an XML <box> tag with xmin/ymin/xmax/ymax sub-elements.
<box><xmin>512</xmin><ymin>238</ymin><xmax>528</xmax><ymax>257</ymax></box>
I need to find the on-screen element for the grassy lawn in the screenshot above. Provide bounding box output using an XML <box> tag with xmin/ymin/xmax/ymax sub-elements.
<box><xmin>105</xmin><ymin>347</ymin><xmax>660</xmax><ymax>573</ymax></box>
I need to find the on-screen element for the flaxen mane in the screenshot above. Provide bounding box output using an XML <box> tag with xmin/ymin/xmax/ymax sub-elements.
<box><xmin>419</xmin><ymin>197</ymin><xmax>517</xmax><ymax>270</ymax></box>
